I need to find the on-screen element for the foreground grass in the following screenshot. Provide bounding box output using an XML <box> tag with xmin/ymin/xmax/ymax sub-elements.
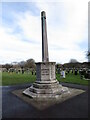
<box><xmin>56</xmin><ymin>73</ymin><xmax>89</xmax><ymax>86</ymax></box>
<box><xmin>2</xmin><ymin>72</ymin><xmax>36</xmax><ymax>86</ymax></box>
<box><xmin>1</xmin><ymin>72</ymin><xmax>89</xmax><ymax>86</ymax></box>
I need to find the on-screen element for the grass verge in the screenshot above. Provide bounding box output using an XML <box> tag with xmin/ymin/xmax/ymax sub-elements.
<box><xmin>1</xmin><ymin>72</ymin><xmax>89</xmax><ymax>86</ymax></box>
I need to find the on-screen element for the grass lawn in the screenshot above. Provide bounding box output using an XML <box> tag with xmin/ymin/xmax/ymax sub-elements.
<box><xmin>1</xmin><ymin>72</ymin><xmax>89</xmax><ymax>86</ymax></box>
<box><xmin>56</xmin><ymin>73</ymin><xmax>89</xmax><ymax>86</ymax></box>
<box><xmin>2</xmin><ymin>72</ymin><xmax>36</xmax><ymax>86</ymax></box>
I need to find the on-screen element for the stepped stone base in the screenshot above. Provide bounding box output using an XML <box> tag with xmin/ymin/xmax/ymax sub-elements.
<box><xmin>23</xmin><ymin>83</ymin><xmax>70</xmax><ymax>100</ymax></box>
<box><xmin>23</xmin><ymin>62</ymin><xmax>70</xmax><ymax>100</ymax></box>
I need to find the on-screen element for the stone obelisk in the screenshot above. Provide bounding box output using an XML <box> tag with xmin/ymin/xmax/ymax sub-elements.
<box><xmin>41</xmin><ymin>11</ymin><xmax>49</xmax><ymax>62</ymax></box>
<box><xmin>23</xmin><ymin>11</ymin><xmax>70</xmax><ymax>99</ymax></box>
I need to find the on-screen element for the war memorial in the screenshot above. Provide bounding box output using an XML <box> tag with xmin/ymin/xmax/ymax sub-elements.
<box><xmin>23</xmin><ymin>11</ymin><xmax>71</xmax><ymax>100</ymax></box>
<box><xmin>12</xmin><ymin>11</ymin><xmax>85</xmax><ymax>110</ymax></box>
<box><xmin>2</xmin><ymin>11</ymin><xmax>88</xmax><ymax>119</ymax></box>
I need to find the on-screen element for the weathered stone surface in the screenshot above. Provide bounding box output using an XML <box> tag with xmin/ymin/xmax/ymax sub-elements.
<box><xmin>13</xmin><ymin>87</ymin><xmax>85</xmax><ymax>110</ymax></box>
<box><xmin>41</xmin><ymin>11</ymin><xmax>49</xmax><ymax>62</ymax></box>
<box><xmin>23</xmin><ymin>86</ymin><xmax>70</xmax><ymax>100</ymax></box>
<box><xmin>23</xmin><ymin>11</ymin><xmax>70</xmax><ymax>100</ymax></box>
<box><xmin>33</xmin><ymin>82</ymin><xmax>60</xmax><ymax>89</ymax></box>
<box><xmin>23</xmin><ymin>62</ymin><xmax>70</xmax><ymax>99</ymax></box>
<box><xmin>23</xmin><ymin>62</ymin><xmax>70</xmax><ymax>100</ymax></box>
<box><xmin>36</xmin><ymin>62</ymin><xmax>56</xmax><ymax>81</ymax></box>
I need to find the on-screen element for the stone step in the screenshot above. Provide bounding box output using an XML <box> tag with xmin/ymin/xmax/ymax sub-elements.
<box><xmin>29</xmin><ymin>85</ymin><xmax>62</xmax><ymax>94</ymax></box>
<box><xmin>35</xmin><ymin>79</ymin><xmax>59</xmax><ymax>84</ymax></box>
<box><xmin>23</xmin><ymin>87</ymin><xmax>70</xmax><ymax>99</ymax></box>
<box><xmin>33</xmin><ymin>82</ymin><xmax>62</xmax><ymax>89</ymax></box>
<box><xmin>24</xmin><ymin>90</ymin><xmax>62</xmax><ymax>99</ymax></box>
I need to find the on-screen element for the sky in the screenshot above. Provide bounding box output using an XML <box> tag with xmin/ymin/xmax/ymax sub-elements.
<box><xmin>0</xmin><ymin>0</ymin><xmax>89</xmax><ymax>64</ymax></box>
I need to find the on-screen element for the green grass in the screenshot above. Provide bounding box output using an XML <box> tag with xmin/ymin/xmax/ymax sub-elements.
<box><xmin>1</xmin><ymin>72</ymin><xmax>89</xmax><ymax>86</ymax></box>
<box><xmin>2</xmin><ymin>72</ymin><xmax>36</xmax><ymax>86</ymax></box>
<box><xmin>56</xmin><ymin>73</ymin><xmax>89</xmax><ymax>86</ymax></box>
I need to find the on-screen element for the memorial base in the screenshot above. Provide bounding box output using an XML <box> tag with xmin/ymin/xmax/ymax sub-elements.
<box><xmin>23</xmin><ymin>62</ymin><xmax>70</xmax><ymax>100</ymax></box>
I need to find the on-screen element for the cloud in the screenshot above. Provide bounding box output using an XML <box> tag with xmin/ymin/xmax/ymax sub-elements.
<box><xmin>15</xmin><ymin>11</ymin><xmax>41</xmax><ymax>43</ymax></box>
<box><xmin>0</xmin><ymin>25</ymin><xmax>42</xmax><ymax>64</ymax></box>
<box><xmin>35</xmin><ymin>1</ymin><xmax>88</xmax><ymax>62</ymax></box>
<box><xmin>0</xmin><ymin>1</ymin><xmax>88</xmax><ymax>64</ymax></box>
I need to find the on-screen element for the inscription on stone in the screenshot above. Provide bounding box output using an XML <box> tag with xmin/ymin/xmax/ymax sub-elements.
<box><xmin>41</xmin><ymin>69</ymin><xmax>49</xmax><ymax>75</ymax></box>
<box><xmin>51</xmin><ymin>64</ymin><xmax>55</xmax><ymax>79</ymax></box>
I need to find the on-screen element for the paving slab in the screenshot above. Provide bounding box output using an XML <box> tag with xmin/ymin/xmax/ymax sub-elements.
<box><xmin>12</xmin><ymin>87</ymin><xmax>85</xmax><ymax>110</ymax></box>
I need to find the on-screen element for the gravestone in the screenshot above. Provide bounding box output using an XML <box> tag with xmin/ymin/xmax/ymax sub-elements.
<box><xmin>61</xmin><ymin>70</ymin><xmax>65</xmax><ymax>78</ymax></box>
<box><xmin>22</xmin><ymin>68</ymin><xmax>24</xmax><ymax>74</ymax></box>
<box><xmin>32</xmin><ymin>71</ymin><xmax>33</xmax><ymax>75</ymax></box>
<box><xmin>67</xmin><ymin>69</ymin><xmax>70</xmax><ymax>73</ymax></box>
<box><xmin>75</xmin><ymin>69</ymin><xmax>77</xmax><ymax>75</ymax></box>
<box><xmin>57</xmin><ymin>68</ymin><xmax>60</xmax><ymax>74</ymax></box>
<box><xmin>23</xmin><ymin>11</ymin><xmax>70</xmax><ymax>99</ymax></box>
<box><xmin>72</xmin><ymin>69</ymin><xmax>74</xmax><ymax>74</ymax></box>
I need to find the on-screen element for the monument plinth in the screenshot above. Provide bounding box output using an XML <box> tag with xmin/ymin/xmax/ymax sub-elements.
<box><xmin>23</xmin><ymin>11</ymin><xmax>70</xmax><ymax>99</ymax></box>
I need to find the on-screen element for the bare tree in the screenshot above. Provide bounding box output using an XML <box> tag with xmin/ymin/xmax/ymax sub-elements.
<box><xmin>25</xmin><ymin>59</ymin><xmax>36</xmax><ymax>70</ymax></box>
<box><xmin>4</xmin><ymin>64</ymin><xmax>13</xmax><ymax>70</ymax></box>
<box><xmin>69</xmin><ymin>59</ymin><xmax>78</xmax><ymax>63</ymax></box>
<box><xmin>86</xmin><ymin>50</ymin><xmax>90</xmax><ymax>62</ymax></box>
<box><xmin>18</xmin><ymin>61</ymin><xmax>26</xmax><ymax>69</ymax></box>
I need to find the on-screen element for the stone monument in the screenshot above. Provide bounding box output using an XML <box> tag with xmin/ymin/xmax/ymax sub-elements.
<box><xmin>23</xmin><ymin>11</ymin><xmax>70</xmax><ymax>99</ymax></box>
<box><xmin>61</xmin><ymin>70</ymin><xmax>66</xmax><ymax>78</ymax></box>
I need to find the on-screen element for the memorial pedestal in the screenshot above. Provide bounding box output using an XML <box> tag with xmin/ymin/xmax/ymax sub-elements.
<box><xmin>23</xmin><ymin>62</ymin><xmax>70</xmax><ymax>100</ymax></box>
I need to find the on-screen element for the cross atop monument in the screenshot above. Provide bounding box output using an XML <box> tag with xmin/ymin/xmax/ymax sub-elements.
<box><xmin>41</xmin><ymin>11</ymin><xmax>49</xmax><ymax>62</ymax></box>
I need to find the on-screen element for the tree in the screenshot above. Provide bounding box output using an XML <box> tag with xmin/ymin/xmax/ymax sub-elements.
<box><xmin>86</xmin><ymin>50</ymin><xmax>90</xmax><ymax>62</ymax></box>
<box><xmin>87</xmin><ymin>50</ymin><xmax>90</xmax><ymax>56</ymax></box>
<box><xmin>13</xmin><ymin>64</ymin><xmax>20</xmax><ymax>69</ymax></box>
<box><xmin>69</xmin><ymin>59</ymin><xmax>78</xmax><ymax>63</ymax></box>
<box><xmin>4</xmin><ymin>64</ymin><xmax>13</xmax><ymax>70</ymax></box>
<box><xmin>25</xmin><ymin>59</ymin><xmax>36</xmax><ymax>70</ymax></box>
<box><xmin>56</xmin><ymin>63</ymin><xmax>62</xmax><ymax>69</ymax></box>
<box><xmin>18</xmin><ymin>61</ymin><xmax>26</xmax><ymax>69</ymax></box>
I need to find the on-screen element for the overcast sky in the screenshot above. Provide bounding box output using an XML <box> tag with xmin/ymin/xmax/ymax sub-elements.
<box><xmin>0</xmin><ymin>0</ymin><xmax>88</xmax><ymax>64</ymax></box>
